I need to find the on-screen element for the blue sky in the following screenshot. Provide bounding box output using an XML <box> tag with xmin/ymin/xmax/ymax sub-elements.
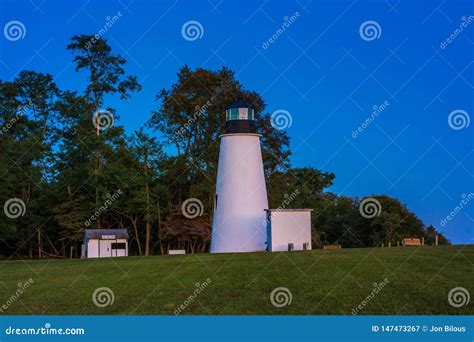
<box><xmin>1</xmin><ymin>0</ymin><xmax>473</xmax><ymax>244</ymax></box>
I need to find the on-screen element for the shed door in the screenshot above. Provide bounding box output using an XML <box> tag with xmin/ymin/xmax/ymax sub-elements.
<box><xmin>99</xmin><ymin>240</ymin><xmax>112</xmax><ymax>257</ymax></box>
<box><xmin>111</xmin><ymin>242</ymin><xmax>127</xmax><ymax>257</ymax></box>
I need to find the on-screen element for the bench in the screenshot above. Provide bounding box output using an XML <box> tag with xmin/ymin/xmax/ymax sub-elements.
<box><xmin>323</xmin><ymin>245</ymin><xmax>342</xmax><ymax>250</ymax></box>
<box><xmin>168</xmin><ymin>249</ymin><xmax>186</xmax><ymax>255</ymax></box>
<box><xmin>402</xmin><ymin>238</ymin><xmax>421</xmax><ymax>247</ymax></box>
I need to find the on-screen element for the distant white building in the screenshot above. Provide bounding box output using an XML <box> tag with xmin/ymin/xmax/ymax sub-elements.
<box><xmin>265</xmin><ymin>209</ymin><xmax>313</xmax><ymax>252</ymax></box>
<box><xmin>81</xmin><ymin>229</ymin><xmax>129</xmax><ymax>258</ymax></box>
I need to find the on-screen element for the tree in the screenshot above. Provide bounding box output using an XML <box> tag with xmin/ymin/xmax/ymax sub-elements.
<box><xmin>425</xmin><ymin>225</ymin><xmax>450</xmax><ymax>245</ymax></box>
<box><xmin>267</xmin><ymin>167</ymin><xmax>335</xmax><ymax>208</ymax></box>
<box><xmin>149</xmin><ymin>66</ymin><xmax>291</xmax><ymax>218</ymax></box>
<box><xmin>66</xmin><ymin>35</ymin><xmax>141</xmax><ymax>217</ymax></box>
<box><xmin>66</xmin><ymin>35</ymin><xmax>141</xmax><ymax>114</ymax></box>
<box><xmin>0</xmin><ymin>71</ymin><xmax>61</xmax><ymax>257</ymax></box>
<box><xmin>128</xmin><ymin>129</ymin><xmax>164</xmax><ymax>255</ymax></box>
<box><xmin>43</xmin><ymin>36</ymin><xmax>143</xmax><ymax>255</ymax></box>
<box><xmin>315</xmin><ymin>194</ymin><xmax>365</xmax><ymax>248</ymax></box>
<box><xmin>0</xmin><ymin>36</ymin><xmax>453</xmax><ymax>259</ymax></box>
<box><xmin>161</xmin><ymin>206</ymin><xmax>211</xmax><ymax>253</ymax></box>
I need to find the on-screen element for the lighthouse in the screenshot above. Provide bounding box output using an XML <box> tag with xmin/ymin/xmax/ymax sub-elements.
<box><xmin>210</xmin><ymin>101</ymin><xmax>268</xmax><ymax>253</ymax></box>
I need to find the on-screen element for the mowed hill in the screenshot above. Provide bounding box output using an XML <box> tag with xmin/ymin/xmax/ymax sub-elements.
<box><xmin>0</xmin><ymin>246</ymin><xmax>472</xmax><ymax>315</ymax></box>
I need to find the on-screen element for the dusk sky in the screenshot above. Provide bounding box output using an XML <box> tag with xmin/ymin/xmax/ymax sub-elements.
<box><xmin>1</xmin><ymin>0</ymin><xmax>472</xmax><ymax>244</ymax></box>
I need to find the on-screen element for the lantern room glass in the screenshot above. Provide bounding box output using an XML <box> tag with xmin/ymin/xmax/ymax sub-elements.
<box><xmin>225</xmin><ymin>108</ymin><xmax>254</xmax><ymax>121</ymax></box>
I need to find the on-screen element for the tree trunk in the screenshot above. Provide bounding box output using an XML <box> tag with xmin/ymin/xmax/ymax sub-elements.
<box><xmin>131</xmin><ymin>216</ymin><xmax>143</xmax><ymax>256</ymax></box>
<box><xmin>144</xmin><ymin>164</ymin><xmax>151</xmax><ymax>256</ymax></box>
<box><xmin>156</xmin><ymin>185</ymin><xmax>164</xmax><ymax>255</ymax></box>
<box><xmin>94</xmin><ymin>106</ymin><xmax>101</xmax><ymax>229</ymax></box>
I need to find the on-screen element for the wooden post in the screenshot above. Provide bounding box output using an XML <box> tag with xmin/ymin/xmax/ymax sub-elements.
<box><xmin>435</xmin><ymin>234</ymin><xmax>439</xmax><ymax>246</ymax></box>
<box><xmin>38</xmin><ymin>229</ymin><xmax>42</xmax><ymax>259</ymax></box>
<box><xmin>70</xmin><ymin>246</ymin><xmax>74</xmax><ymax>259</ymax></box>
<box><xmin>381</xmin><ymin>243</ymin><xmax>384</xmax><ymax>248</ymax></box>
<box><xmin>421</xmin><ymin>237</ymin><xmax>424</xmax><ymax>246</ymax></box>
<box><xmin>388</xmin><ymin>241</ymin><xmax>391</xmax><ymax>248</ymax></box>
<box><xmin>397</xmin><ymin>241</ymin><xmax>400</xmax><ymax>247</ymax></box>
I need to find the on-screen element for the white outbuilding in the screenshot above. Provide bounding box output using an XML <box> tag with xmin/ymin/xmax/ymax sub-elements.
<box><xmin>81</xmin><ymin>229</ymin><xmax>129</xmax><ymax>258</ymax></box>
<box><xmin>265</xmin><ymin>209</ymin><xmax>313</xmax><ymax>252</ymax></box>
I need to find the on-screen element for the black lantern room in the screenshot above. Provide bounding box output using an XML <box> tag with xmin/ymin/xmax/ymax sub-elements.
<box><xmin>225</xmin><ymin>101</ymin><xmax>256</xmax><ymax>134</ymax></box>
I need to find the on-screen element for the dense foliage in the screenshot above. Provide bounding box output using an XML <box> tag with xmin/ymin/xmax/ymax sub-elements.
<box><xmin>0</xmin><ymin>36</ymin><xmax>448</xmax><ymax>258</ymax></box>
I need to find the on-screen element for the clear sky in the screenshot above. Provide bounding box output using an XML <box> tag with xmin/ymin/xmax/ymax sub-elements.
<box><xmin>1</xmin><ymin>0</ymin><xmax>472</xmax><ymax>244</ymax></box>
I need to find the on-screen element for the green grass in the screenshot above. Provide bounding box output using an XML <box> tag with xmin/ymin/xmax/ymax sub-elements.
<box><xmin>0</xmin><ymin>245</ymin><xmax>473</xmax><ymax>315</ymax></box>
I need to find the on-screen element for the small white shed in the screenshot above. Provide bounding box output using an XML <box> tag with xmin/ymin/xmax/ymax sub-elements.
<box><xmin>265</xmin><ymin>209</ymin><xmax>313</xmax><ymax>252</ymax></box>
<box><xmin>81</xmin><ymin>229</ymin><xmax>129</xmax><ymax>258</ymax></box>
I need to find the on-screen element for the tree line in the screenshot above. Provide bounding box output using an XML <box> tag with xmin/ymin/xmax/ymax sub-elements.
<box><xmin>0</xmin><ymin>35</ymin><xmax>448</xmax><ymax>259</ymax></box>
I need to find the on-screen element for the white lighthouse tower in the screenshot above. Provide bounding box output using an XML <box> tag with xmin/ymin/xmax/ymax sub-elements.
<box><xmin>210</xmin><ymin>101</ymin><xmax>268</xmax><ymax>253</ymax></box>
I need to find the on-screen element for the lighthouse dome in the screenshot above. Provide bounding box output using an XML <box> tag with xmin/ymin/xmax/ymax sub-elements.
<box><xmin>225</xmin><ymin>101</ymin><xmax>256</xmax><ymax>133</ymax></box>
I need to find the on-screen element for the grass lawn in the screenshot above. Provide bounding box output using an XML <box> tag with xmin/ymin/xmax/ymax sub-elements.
<box><xmin>0</xmin><ymin>245</ymin><xmax>473</xmax><ymax>315</ymax></box>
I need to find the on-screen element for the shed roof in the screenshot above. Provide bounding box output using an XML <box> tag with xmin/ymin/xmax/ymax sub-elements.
<box><xmin>84</xmin><ymin>229</ymin><xmax>129</xmax><ymax>240</ymax></box>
